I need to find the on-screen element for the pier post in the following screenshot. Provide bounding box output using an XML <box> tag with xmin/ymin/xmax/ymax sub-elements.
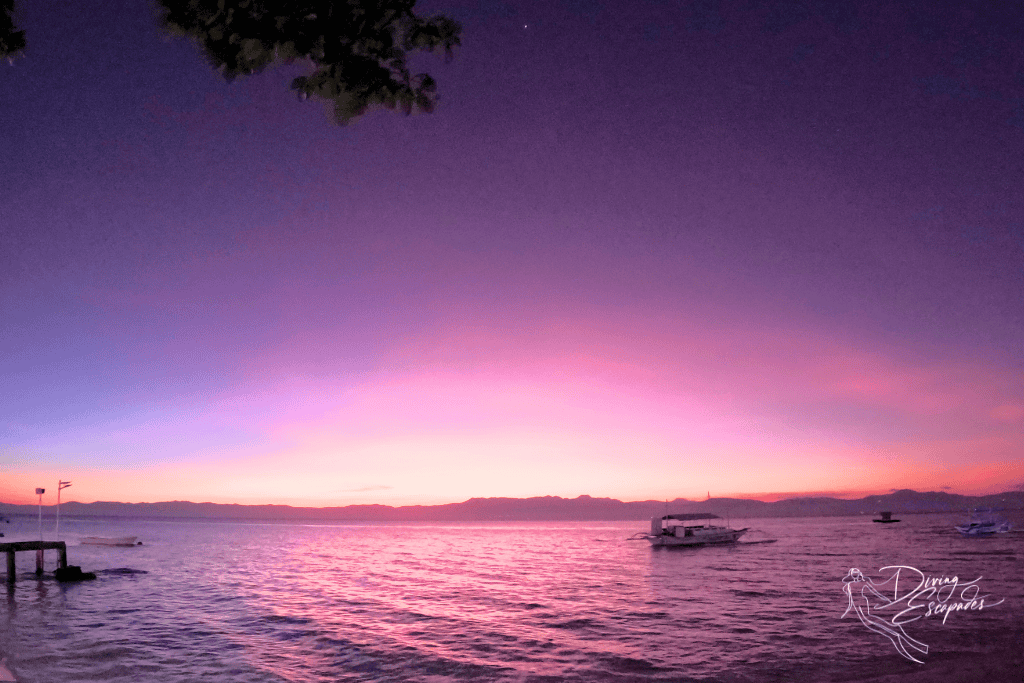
<box><xmin>2</xmin><ymin>542</ymin><xmax>69</xmax><ymax>583</ymax></box>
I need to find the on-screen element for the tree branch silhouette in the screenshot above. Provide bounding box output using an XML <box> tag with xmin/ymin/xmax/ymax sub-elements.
<box><xmin>2</xmin><ymin>0</ymin><xmax>461</xmax><ymax>124</ymax></box>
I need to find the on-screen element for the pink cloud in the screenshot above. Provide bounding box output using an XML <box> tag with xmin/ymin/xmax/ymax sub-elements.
<box><xmin>377</xmin><ymin>312</ymin><xmax>1020</xmax><ymax>429</ymax></box>
<box><xmin>991</xmin><ymin>404</ymin><xmax>1024</xmax><ymax>423</ymax></box>
<box><xmin>28</xmin><ymin>279</ymin><xmax>1024</xmax><ymax>504</ymax></box>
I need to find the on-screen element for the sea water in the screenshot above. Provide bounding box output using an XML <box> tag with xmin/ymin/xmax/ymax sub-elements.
<box><xmin>0</xmin><ymin>513</ymin><xmax>1021</xmax><ymax>682</ymax></box>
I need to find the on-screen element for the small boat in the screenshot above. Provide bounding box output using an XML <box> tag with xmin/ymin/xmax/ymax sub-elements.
<box><xmin>873</xmin><ymin>511</ymin><xmax>900</xmax><ymax>524</ymax></box>
<box><xmin>636</xmin><ymin>514</ymin><xmax>748</xmax><ymax>547</ymax></box>
<box><xmin>81</xmin><ymin>536</ymin><xmax>138</xmax><ymax>547</ymax></box>
<box><xmin>955</xmin><ymin>510</ymin><xmax>1011</xmax><ymax>537</ymax></box>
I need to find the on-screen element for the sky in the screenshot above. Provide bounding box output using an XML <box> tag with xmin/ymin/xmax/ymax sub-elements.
<box><xmin>2</xmin><ymin>0</ymin><xmax>1022</xmax><ymax>507</ymax></box>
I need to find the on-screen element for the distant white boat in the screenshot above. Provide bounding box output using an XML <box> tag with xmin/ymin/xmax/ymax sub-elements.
<box><xmin>636</xmin><ymin>514</ymin><xmax>748</xmax><ymax>547</ymax></box>
<box><xmin>955</xmin><ymin>510</ymin><xmax>1011</xmax><ymax>537</ymax></box>
<box><xmin>81</xmin><ymin>536</ymin><xmax>138</xmax><ymax>547</ymax></box>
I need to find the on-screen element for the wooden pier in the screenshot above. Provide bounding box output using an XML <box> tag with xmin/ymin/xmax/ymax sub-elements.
<box><xmin>1</xmin><ymin>541</ymin><xmax>68</xmax><ymax>582</ymax></box>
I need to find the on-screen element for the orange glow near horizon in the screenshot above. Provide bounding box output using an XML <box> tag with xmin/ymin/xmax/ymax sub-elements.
<box><xmin>4</xmin><ymin>314</ymin><xmax>1022</xmax><ymax>507</ymax></box>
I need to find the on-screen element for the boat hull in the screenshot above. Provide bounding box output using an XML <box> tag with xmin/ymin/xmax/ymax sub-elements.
<box><xmin>81</xmin><ymin>536</ymin><xmax>137</xmax><ymax>547</ymax></box>
<box><xmin>647</xmin><ymin>528</ymin><xmax>748</xmax><ymax>547</ymax></box>
<box><xmin>955</xmin><ymin>523</ymin><xmax>1010</xmax><ymax>537</ymax></box>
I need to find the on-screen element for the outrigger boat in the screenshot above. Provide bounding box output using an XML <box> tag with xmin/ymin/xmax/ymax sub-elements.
<box><xmin>955</xmin><ymin>510</ymin><xmax>1011</xmax><ymax>537</ymax></box>
<box><xmin>636</xmin><ymin>514</ymin><xmax>748</xmax><ymax>547</ymax></box>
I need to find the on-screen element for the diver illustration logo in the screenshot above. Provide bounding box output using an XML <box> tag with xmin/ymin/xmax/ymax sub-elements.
<box><xmin>841</xmin><ymin>566</ymin><xmax>1003</xmax><ymax>663</ymax></box>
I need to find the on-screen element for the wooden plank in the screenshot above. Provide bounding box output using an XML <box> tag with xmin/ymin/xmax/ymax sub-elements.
<box><xmin>0</xmin><ymin>541</ymin><xmax>67</xmax><ymax>552</ymax></box>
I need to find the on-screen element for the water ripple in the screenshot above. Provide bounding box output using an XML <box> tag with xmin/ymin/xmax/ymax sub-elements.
<box><xmin>0</xmin><ymin>514</ymin><xmax>1021</xmax><ymax>681</ymax></box>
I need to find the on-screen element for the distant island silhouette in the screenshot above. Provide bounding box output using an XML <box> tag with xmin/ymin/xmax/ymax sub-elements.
<box><xmin>2</xmin><ymin>489</ymin><xmax>1021</xmax><ymax>522</ymax></box>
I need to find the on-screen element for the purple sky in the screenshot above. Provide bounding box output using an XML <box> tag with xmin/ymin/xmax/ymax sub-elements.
<box><xmin>2</xmin><ymin>0</ymin><xmax>1022</xmax><ymax>505</ymax></box>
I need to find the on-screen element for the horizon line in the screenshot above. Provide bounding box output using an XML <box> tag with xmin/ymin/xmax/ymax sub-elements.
<box><xmin>4</xmin><ymin>487</ymin><xmax>1023</xmax><ymax>510</ymax></box>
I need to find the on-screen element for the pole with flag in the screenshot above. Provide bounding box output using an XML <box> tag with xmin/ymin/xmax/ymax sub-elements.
<box><xmin>56</xmin><ymin>480</ymin><xmax>72</xmax><ymax>539</ymax></box>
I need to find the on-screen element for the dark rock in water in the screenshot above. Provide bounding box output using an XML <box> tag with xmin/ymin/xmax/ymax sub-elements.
<box><xmin>55</xmin><ymin>565</ymin><xmax>97</xmax><ymax>582</ymax></box>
